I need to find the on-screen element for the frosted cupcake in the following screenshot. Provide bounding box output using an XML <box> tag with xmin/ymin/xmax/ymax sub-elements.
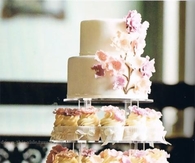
<box><xmin>80</xmin><ymin>147</ymin><xmax>103</xmax><ymax>163</ymax></box>
<box><xmin>123</xmin><ymin>105</ymin><xmax>168</xmax><ymax>143</ymax></box>
<box><xmin>99</xmin><ymin>149</ymin><xmax>125</xmax><ymax>163</ymax></box>
<box><xmin>51</xmin><ymin>108</ymin><xmax>81</xmax><ymax>141</ymax></box>
<box><xmin>145</xmin><ymin>148</ymin><xmax>170</xmax><ymax>163</ymax></box>
<box><xmin>123</xmin><ymin>149</ymin><xmax>170</xmax><ymax>163</ymax></box>
<box><xmin>76</xmin><ymin>106</ymin><xmax>100</xmax><ymax>141</ymax></box>
<box><xmin>100</xmin><ymin>105</ymin><xmax>125</xmax><ymax>145</ymax></box>
<box><xmin>46</xmin><ymin>145</ymin><xmax>79</xmax><ymax>163</ymax></box>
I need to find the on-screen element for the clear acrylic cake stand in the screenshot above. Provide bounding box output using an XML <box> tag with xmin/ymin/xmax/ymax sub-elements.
<box><xmin>63</xmin><ymin>98</ymin><xmax>153</xmax><ymax>115</ymax></box>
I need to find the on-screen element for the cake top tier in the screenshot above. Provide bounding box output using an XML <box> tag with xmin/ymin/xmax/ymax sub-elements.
<box><xmin>80</xmin><ymin>19</ymin><xmax>125</xmax><ymax>56</ymax></box>
<box><xmin>80</xmin><ymin>10</ymin><xmax>149</xmax><ymax>56</ymax></box>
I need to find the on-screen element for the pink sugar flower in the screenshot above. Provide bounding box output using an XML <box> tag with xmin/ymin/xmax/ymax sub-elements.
<box><xmin>110</xmin><ymin>59</ymin><xmax>123</xmax><ymax>71</ymax></box>
<box><xmin>141</xmin><ymin>56</ymin><xmax>155</xmax><ymax>78</ymax></box>
<box><xmin>94</xmin><ymin>50</ymin><xmax>108</xmax><ymax>62</ymax></box>
<box><xmin>81</xmin><ymin>147</ymin><xmax>95</xmax><ymax>157</ymax></box>
<box><xmin>91</xmin><ymin>64</ymin><xmax>105</xmax><ymax>77</ymax></box>
<box><xmin>80</xmin><ymin>106</ymin><xmax>98</xmax><ymax>114</ymax></box>
<box><xmin>54</xmin><ymin>108</ymin><xmax>81</xmax><ymax>116</ymax></box>
<box><xmin>107</xmin><ymin>58</ymin><xmax>125</xmax><ymax>76</ymax></box>
<box><xmin>145</xmin><ymin>107</ymin><xmax>162</xmax><ymax>118</ymax></box>
<box><xmin>129</xmin><ymin>105</ymin><xmax>162</xmax><ymax>118</ymax></box>
<box><xmin>113</xmin><ymin>75</ymin><xmax>126</xmax><ymax>89</ymax></box>
<box><xmin>129</xmin><ymin>105</ymin><xmax>143</xmax><ymax>115</ymax></box>
<box><xmin>125</xmin><ymin>10</ymin><xmax>142</xmax><ymax>33</ymax></box>
<box><xmin>93</xmin><ymin>51</ymin><xmax>126</xmax><ymax>78</ymax></box>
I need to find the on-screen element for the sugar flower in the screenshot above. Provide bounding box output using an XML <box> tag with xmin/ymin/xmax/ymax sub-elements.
<box><xmin>111</xmin><ymin>30</ymin><xmax>137</xmax><ymax>54</ymax></box>
<box><xmin>129</xmin><ymin>105</ymin><xmax>162</xmax><ymax>118</ymax></box>
<box><xmin>95</xmin><ymin>50</ymin><xmax>108</xmax><ymax>62</ymax></box>
<box><xmin>140</xmin><ymin>56</ymin><xmax>155</xmax><ymax>78</ymax></box>
<box><xmin>134</xmin><ymin>77</ymin><xmax>152</xmax><ymax>94</ymax></box>
<box><xmin>53</xmin><ymin>108</ymin><xmax>81</xmax><ymax>116</ymax></box>
<box><xmin>92</xmin><ymin>51</ymin><xmax>126</xmax><ymax>79</ymax></box>
<box><xmin>91</xmin><ymin>64</ymin><xmax>105</xmax><ymax>77</ymax></box>
<box><xmin>80</xmin><ymin>106</ymin><xmax>98</xmax><ymax>114</ymax></box>
<box><xmin>113</xmin><ymin>75</ymin><xmax>127</xmax><ymax>89</ymax></box>
<box><xmin>81</xmin><ymin>147</ymin><xmax>95</xmax><ymax>157</ymax></box>
<box><xmin>125</xmin><ymin>10</ymin><xmax>142</xmax><ymax>33</ymax></box>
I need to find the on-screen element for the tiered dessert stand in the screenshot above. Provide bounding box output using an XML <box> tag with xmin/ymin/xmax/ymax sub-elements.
<box><xmin>49</xmin><ymin>97</ymin><xmax>168</xmax><ymax>156</ymax></box>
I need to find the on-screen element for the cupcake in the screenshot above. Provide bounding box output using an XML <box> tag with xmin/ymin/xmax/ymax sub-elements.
<box><xmin>124</xmin><ymin>148</ymin><xmax>170</xmax><ymax>163</ymax></box>
<box><xmin>143</xmin><ymin>108</ymin><xmax>167</xmax><ymax>143</ymax></box>
<box><xmin>80</xmin><ymin>147</ymin><xmax>103</xmax><ymax>163</ymax></box>
<box><xmin>99</xmin><ymin>149</ymin><xmax>124</xmax><ymax>163</ymax></box>
<box><xmin>100</xmin><ymin>105</ymin><xmax>125</xmax><ymax>145</ymax></box>
<box><xmin>51</xmin><ymin>108</ymin><xmax>81</xmax><ymax>141</ymax></box>
<box><xmin>46</xmin><ymin>145</ymin><xmax>79</xmax><ymax>163</ymax></box>
<box><xmin>123</xmin><ymin>105</ymin><xmax>147</xmax><ymax>141</ymax></box>
<box><xmin>123</xmin><ymin>105</ymin><xmax>168</xmax><ymax>143</ymax></box>
<box><xmin>76</xmin><ymin>106</ymin><xmax>100</xmax><ymax>141</ymax></box>
<box><xmin>146</xmin><ymin>148</ymin><xmax>170</xmax><ymax>163</ymax></box>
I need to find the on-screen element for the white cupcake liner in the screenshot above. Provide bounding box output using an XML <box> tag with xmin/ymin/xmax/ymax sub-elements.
<box><xmin>123</xmin><ymin>126</ymin><xmax>170</xmax><ymax>144</ymax></box>
<box><xmin>51</xmin><ymin>126</ymin><xmax>78</xmax><ymax>141</ymax></box>
<box><xmin>123</xmin><ymin>126</ymin><xmax>147</xmax><ymax>141</ymax></box>
<box><xmin>75</xmin><ymin>126</ymin><xmax>100</xmax><ymax>141</ymax></box>
<box><xmin>146</xmin><ymin>128</ymin><xmax>170</xmax><ymax>144</ymax></box>
<box><xmin>51</xmin><ymin>125</ymin><xmax>170</xmax><ymax>145</ymax></box>
<box><xmin>100</xmin><ymin>126</ymin><xmax>124</xmax><ymax>145</ymax></box>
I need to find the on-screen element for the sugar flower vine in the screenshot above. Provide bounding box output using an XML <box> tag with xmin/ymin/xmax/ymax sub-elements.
<box><xmin>91</xmin><ymin>10</ymin><xmax>155</xmax><ymax>95</ymax></box>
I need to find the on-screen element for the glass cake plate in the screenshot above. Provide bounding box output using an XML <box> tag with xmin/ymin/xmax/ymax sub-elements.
<box><xmin>63</xmin><ymin>98</ymin><xmax>153</xmax><ymax>104</ymax></box>
<box><xmin>49</xmin><ymin>139</ymin><xmax>162</xmax><ymax>146</ymax></box>
<box><xmin>50</xmin><ymin>139</ymin><xmax>160</xmax><ymax>143</ymax></box>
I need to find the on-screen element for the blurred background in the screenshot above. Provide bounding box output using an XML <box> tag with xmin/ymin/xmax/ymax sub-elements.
<box><xmin>0</xmin><ymin>1</ymin><xmax>194</xmax><ymax>163</ymax></box>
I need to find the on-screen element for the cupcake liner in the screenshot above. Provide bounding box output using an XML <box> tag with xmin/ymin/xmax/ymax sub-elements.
<box><xmin>123</xmin><ymin>126</ymin><xmax>170</xmax><ymax>144</ymax></box>
<box><xmin>51</xmin><ymin>126</ymin><xmax>78</xmax><ymax>141</ymax></box>
<box><xmin>75</xmin><ymin>126</ymin><xmax>100</xmax><ymax>141</ymax></box>
<box><xmin>123</xmin><ymin>126</ymin><xmax>147</xmax><ymax>141</ymax></box>
<box><xmin>146</xmin><ymin>128</ymin><xmax>170</xmax><ymax>144</ymax></box>
<box><xmin>100</xmin><ymin>126</ymin><xmax>124</xmax><ymax>145</ymax></box>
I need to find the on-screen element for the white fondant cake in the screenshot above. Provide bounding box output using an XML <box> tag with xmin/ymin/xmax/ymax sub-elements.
<box><xmin>67</xmin><ymin>10</ymin><xmax>155</xmax><ymax>99</ymax></box>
